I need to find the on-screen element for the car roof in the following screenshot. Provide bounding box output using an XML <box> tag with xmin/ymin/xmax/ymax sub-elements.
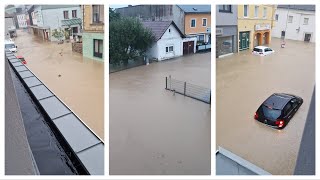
<box><xmin>254</xmin><ymin>46</ymin><xmax>269</xmax><ymax>49</ymax></box>
<box><xmin>5</xmin><ymin>40</ymin><xmax>14</xmax><ymax>44</ymax></box>
<box><xmin>263</xmin><ymin>93</ymin><xmax>295</xmax><ymax>110</ymax></box>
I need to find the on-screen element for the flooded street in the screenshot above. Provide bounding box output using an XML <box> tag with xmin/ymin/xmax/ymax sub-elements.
<box><xmin>110</xmin><ymin>53</ymin><xmax>211</xmax><ymax>175</ymax></box>
<box><xmin>216</xmin><ymin>38</ymin><xmax>315</xmax><ymax>175</ymax></box>
<box><xmin>13</xmin><ymin>30</ymin><xmax>104</xmax><ymax>140</ymax></box>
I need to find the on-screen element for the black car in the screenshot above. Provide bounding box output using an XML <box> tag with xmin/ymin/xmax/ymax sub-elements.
<box><xmin>254</xmin><ymin>93</ymin><xmax>303</xmax><ymax>129</ymax></box>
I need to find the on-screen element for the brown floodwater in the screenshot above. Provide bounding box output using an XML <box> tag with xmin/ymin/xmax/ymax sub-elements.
<box><xmin>14</xmin><ymin>30</ymin><xmax>104</xmax><ymax>140</ymax></box>
<box><xmin>110</xmin><ymin>53</ymin><xmax>211</xmax><ymax>175</ymax></box>
<box><xmin>216</xmin><ymin>38</ymin><xmax>315</xmax><ymax>175</ymax></box>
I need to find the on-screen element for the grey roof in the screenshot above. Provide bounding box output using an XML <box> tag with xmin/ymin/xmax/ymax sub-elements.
<box><xmin>141</xmin><ymin>21</ymin><xmax>185</xmax><ymax>41</ymax></box>
<box><xmin>277</xmin><ymin>5</ymin><xmax>315</xmax><ymax>11</ymax></box>
<box><xmin>177</xmin><ymin>5</ymin><xmax>211</xmax><ymax>13</ymax></box>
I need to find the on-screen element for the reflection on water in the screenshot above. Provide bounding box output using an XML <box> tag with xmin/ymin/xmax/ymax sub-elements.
<box><xmin>216</xmin><ymin>38</ymin><xmax>315</xmax><ymax>175</ymax></box>
<box><xmin>14</xmin><ymin>30</ymin><xmax>104</xmax><ymax>140</ymax></box>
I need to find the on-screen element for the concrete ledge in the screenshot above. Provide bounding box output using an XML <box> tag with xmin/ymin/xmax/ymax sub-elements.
<box><xmin>6</xmin><ymin>50</ymin><xmax>104</xmax><ymax>175</ymax></box>
<box><xmin>217</xmin><ymin>146</ymin><xmax>271</xmax><ymax>175</ymax></box>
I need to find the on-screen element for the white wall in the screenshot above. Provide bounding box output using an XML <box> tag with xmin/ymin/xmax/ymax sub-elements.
<box><xmin>147</xmin><ymin>23</ymin><xmax>183</xmax><ymax>61</ymax></box>
<box><xmin>272</xmin><ymin>8</ymin><xmax>315</xmax><ymax>42</ymax></box>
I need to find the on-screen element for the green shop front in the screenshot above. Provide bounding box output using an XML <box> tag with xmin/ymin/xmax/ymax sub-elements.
<box><xmin>82</xmin><ymin>32</ymin><xmax>104</xmax><ymax>61</ymax></box>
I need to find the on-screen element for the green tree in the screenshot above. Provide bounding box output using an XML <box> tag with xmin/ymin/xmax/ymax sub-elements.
<box><xmin>109</xmin><ymin>8</ymin><xmax>120</xmax><ymax>22</ymax></box>
<box><xmin>109</xmin><ymin>17</ymin><xmax>155</xmax><ymax>65</ymax></box>
<box><xmin>52</xmin><ymin>28</ymin><xmax>65</xmax><ymax>41</ymax></box>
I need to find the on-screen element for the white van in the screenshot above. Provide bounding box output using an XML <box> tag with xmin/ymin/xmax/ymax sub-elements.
<box><xmin>5</xmin><ymin>40</ymin><xmax>17</xmax><ymax>53</ymax></box>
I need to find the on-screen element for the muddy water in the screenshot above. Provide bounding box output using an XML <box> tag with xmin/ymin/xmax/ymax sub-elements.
<box><xmin>14</xmin><ymin>30</ymin><xmax>104</xmax><ymax>140</ymax></box>
<box><xmin>216</xmin><ymin>38</ymin><xmax>315</xmax><ymax>175</ymax></box>
<box><xmin>110</xmin><ymin>53</ymin><xmax>211</xmax><ymax>175</ymax></box>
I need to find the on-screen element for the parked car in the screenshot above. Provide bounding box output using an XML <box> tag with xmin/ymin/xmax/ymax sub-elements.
<box><xmin>5</xmin><ymin>40</ymin><xmax>17</xmax><ymax>53</ymax></box>
<box><xmin>16</xmin><ymin>55</ymin><xmax>27</xmax><ymax>64</ymax></box>
<box><xmin>254</xmin><ymin>93</ymin><xmax>303</xmax><ymax>129</ymax></box>
<box><xmin>252</xmin><ymin>46</ymin><xmax>275</xmax><ymax>56</ymax></box>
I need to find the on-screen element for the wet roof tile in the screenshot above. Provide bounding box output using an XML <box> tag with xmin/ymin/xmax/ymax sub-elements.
<box><xmin>24</xmin><ymin>77</ymin><xmax>42</xmax><ymax>87</ymax></box>
<box><xmin>30</xmin><ymin>85</ymin><xmax>53</xmax><ymax>100</ymax></box>
<box><xmin>18</xmin><ymin>71</ymin><xmax>34</xmax><ymax>78</ymax></box>
<box><xmin>15</xmin><ymin>66</ymin><xmax>28</xmax><ymax>72</ymax></box>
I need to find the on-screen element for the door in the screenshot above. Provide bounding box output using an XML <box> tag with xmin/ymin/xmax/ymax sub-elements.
<box><xmin>239</xmin><ymin>32</ymin><xmax>249</xmax><ymax>50</ymax></box>
<box><xmin>304</xmin><ymin>33</ymin><xmax>311</xmax><ymax>42</ymax></box>
<box><xmin>183</xmin><ymin>41</ymin><xmax>195</xmax><ymax>55</ymax></box>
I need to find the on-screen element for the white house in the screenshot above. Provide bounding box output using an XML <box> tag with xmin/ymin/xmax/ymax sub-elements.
<box><xmin>17</xmin><ymin>13</ymin><xmax>27</xmax><ymax>28</ymax></box>
<box><xmin>29</xmin><ymin>5</ymin><xmax>82</xmax><ymax>41</ymax></box>
<box><xmin>142</xmin><ymin>21</ymin><xmax>197</xmax><ymax>61</ymax></box>
<box><xmin>272</xmin><ymin>5</ymin><xmax>315</xmax><ymax>42</ymax></box>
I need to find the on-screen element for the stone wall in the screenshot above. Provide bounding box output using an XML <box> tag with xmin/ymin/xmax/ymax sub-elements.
<box><xmin>72</xmin><ymin>42</ymin><xmax>83</xmax><ymax>54</ymax></box>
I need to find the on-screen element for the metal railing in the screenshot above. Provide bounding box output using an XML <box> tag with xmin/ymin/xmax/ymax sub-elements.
<box><xmin>165</xmin><ymin>76</ymin><xmax>211</xmax><ymax>104</ymax></box>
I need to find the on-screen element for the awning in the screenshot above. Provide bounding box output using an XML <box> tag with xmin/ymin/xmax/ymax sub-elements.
<box><xmin>61</xmin><ymin>18</ymin><xmax>82</xmax><ymax>26</ymax></box>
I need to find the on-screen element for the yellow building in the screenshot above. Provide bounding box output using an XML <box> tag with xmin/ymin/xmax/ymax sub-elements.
<box><xmin>237</xmin><ymin>5</ymin><xmax>276</xmax><ymax>51</ymax></box>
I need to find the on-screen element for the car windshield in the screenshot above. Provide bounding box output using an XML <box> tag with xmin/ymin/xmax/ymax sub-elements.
<box><xmin>262</xmin><ymin>105</ymin><xmax>281</xmax><ymax>120</ymax></box>
<box><xmin>5</xmin><ymin>44</ymin><xmax>15</xmax><ymax>49</ymax></box>
<box><xmin>253</xmin><ymin>48</ymin><xmax>262</xmax><ymax>52</ymax></box>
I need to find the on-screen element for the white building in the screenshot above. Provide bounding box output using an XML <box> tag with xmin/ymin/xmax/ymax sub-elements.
<box><xmin>17</xmin><ymin>13</ymin><xmax>27</xmax><ymax>28</ymax></box>
<box><xmin>272</xmin><ymin>5</ymin><xmax>315</xmax><ymax>42</ymax></box>
<box><xmin>142</xmin><ymin>21</ymin><xmax>197</xmax><ymax>61</ymax></box>
<box><xmin>29</xmin><ymin>5</ymin><xmax>82</xmax><ymax>41</ymax></box>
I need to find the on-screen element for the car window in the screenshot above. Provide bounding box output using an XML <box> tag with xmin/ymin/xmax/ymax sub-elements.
<box><xmin>253</xmin><ymin>48</ymin><xmax>262</xmax><ymax>52</ymax></box>
<box><xmin>291</xmin><ymin>98</ymin><xmax>298</xmax><ymax>108</ymax></box>
<box><xmin>262</xmin><ymin>105</ymin><xmax>281</xmax><ymax>120</ymax></box>
<box><xmin>267</xmin><ymin>48</ymin><xmax>273</xmax><ymax>52</ymax></box>
<box><xmin>283</xmin><ymin>103</ymin><xmax>292</xmax><ymax>116</ymax></box>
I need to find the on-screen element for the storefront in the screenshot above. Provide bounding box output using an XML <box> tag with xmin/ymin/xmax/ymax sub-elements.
<box><xmin>254</xmin><ymin>24</ymin><xmax>271</xmax><ymax>47</ymax></box>
<box><xmin>216</xmin><ymin>26</ymin><xmax>237</xmax><ymax>58</ymax></box>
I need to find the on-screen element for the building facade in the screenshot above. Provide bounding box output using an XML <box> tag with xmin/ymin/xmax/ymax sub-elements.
<box><xmin>5</xmin><ymin>13</ymin><xmax>16</xmax><ymax>39</ymax></box>
<box><xmin>17</xmin><ymin>13</ymin><xmax>27</xmax><ymax>28</ymax></box>
<box><xmin>181</xmin><ymin>5</ymin><xmax>211</xmax><ymax>46</ymax></box>
<box><xmin>216</xmin><ymin>5</ymin><xmax>238</xmax><ymax>58</ymax></box>
<box><xmin>29</xmin><ymin>5</ymin><xmax>82</xmax><ymax>41</ymax></box>
<box><xmin>272</xmin><ymin>5</ymin><xmax>315</xmax><ymax>42</ymax></box>
<box><xmin>82</xmin><ymin>5</ymin><xmax>104</xmax><ymax>61</ymax></box>
<box><xmin>238</xmin><ymin>5</ymin><xmax>276</xmax><ymax>51</ymax></box>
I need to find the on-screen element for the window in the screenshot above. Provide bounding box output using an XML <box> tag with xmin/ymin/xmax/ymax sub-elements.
<box><xmin>92</xmin><ymin>5</ymin><xmax>101</xmax><ymax>23</ymax></box>
<box><xmin>219</xmin><ymin>5</ymin><xmax>232</xmax><ymax>13</ymax></box>
<box><xmin>202</xmin><ymin>18</ymin><xmax>207</xmax><ymax>26</ymax></box>
<box><xmin>244</xmin><ymin>5</ymin><xmax>248</xmax><ymax>17</ymax></box>
<box><xmin>254</xmin><ymin>6</ymin><xmax>259</xmax><ymax>18</ymax></box>
<box><xmin>262</xmin><ymin>105</ymin><xmax>281</xmax><ymax>120</ymax></box>
<box><xmin>72</xmin><ymin>27</ymin><xmax>78</xmax><ymax>33</ymax></box>
<box><xmin>263</xmin><ymin>7</ymin><xmax>267</xmax><ymax>18</ymax></box>
<box><xmin>72</xmin><ymin>10</ymin><xmax>77</xmax><ymax>18</ymax></box>
<box><xmin>169</xmin><ymin>28</ymin><xmax>171</xmax><ymax>33</ymax></box>
<box><xmin>93</xmin><ymin>39</ymin><xmax>103</xmax><ymax>58</ymax></box>
<box><xmin>304</xmin><ymin>18</ymin><xmax>309</xmax><ymax>25</ymax></box>
<box><xmin>275</xmin><ymin>14</ymin><xmax>279</xmax><ymax>21</ymax></box>
<box><xmin>198</xmin><ymin>35</ymin><xmax>205</xmax><ymax>43</ymax></box>
<box><xmin>283</xmin><ymin>103</ymin><xmax>292</xmax><ymax>116</ymax></box>
<box><xmin>63</xmin><ymin>11</ymin><xmax>69</xmax><ymax>19</ymax></box>
<box><xmin>191</xmin><ymin>19</ymin><xmax>196</xmax><ymax>28</ymax></box>
<box><xmin>166</xmin><ymin>46</ymin><xmax>174</xmax><ymax>53</ymax></box>
<box><xmin>288</xmin><ymin>16</ymin><xmax>293</xmax><ymax>23</ymax></box>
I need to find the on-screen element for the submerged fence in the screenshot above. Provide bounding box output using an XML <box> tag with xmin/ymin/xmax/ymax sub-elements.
<box><xmin>165</xmin><ymin>76</ymin><xmax>211</xmax><ymax>104</ymax></box>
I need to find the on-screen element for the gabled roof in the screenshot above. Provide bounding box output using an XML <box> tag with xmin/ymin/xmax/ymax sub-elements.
<box><xmin>277</xmin><ymin>5</ymin><xmax>315</xmax><ymax>11</ymax></box>
<box><xmin>177</xmin><ymin>5</ymin><xmax>211</xmax><ymax>13</ymax></box>
<box><xmin>141</xmin><ymin>21</ymin><xmax>185</xmax><ymax>41</ymax></box>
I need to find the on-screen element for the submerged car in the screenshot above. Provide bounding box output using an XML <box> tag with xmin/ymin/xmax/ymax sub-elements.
<box><xmin>252</xmin><ymin>46</ymin><xmax>275</xmax><ymax>56</ymax></box>
<box><xmin>16</xmin><ymin>55</ymin><xmax>27</xmax><ymax>64</ymax></box>
<box><xmin>254</xmin><ymin>93</ymin><xmax>303</xmax><ymax>129</ymax></box>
